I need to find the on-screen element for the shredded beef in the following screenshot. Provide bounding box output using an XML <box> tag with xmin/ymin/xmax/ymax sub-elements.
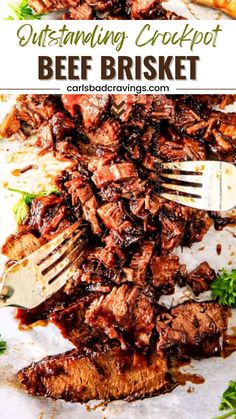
<box><xmin>85</xmin><ymin>284</ymin><xmax>155</xmax><ymax>349</ymax></box>
<box><xmin>150</xmin><ymin>254</ymin><xmax>187</xmax><ymax>294</ymax></box>
<box><xmin>26</xmin><ymin>195</ymin><xmax>70</xmax><ymax>240</ymax></box>
<box><xmin>66</xmin><ymin>3</ymin><xmax>93</xmax><ymax>19</ymax></box>
<box><xmin>15</xmin><ymin>95</ymin><xmax>58</xmax><ymax>130</ymax></box>
<box><xmin>2</xmin><ymin>93</ymin><xmax>236</xmax><ymax>403</ymax></box>
<box><xmin>29</xmin><ymin>0</ymin><xmax>77</xmax><ymax>13</ymax></box>
<box><xmin>122</xmin><ymin>241</ymin><xmax>155</xmax><ymax>284</ymax></box>
<box><xmin>29</xmin><ymin>0</ymin><xmax>185</xmax><ymax>19</ymax></box>
<box><xmin>61</xmin><ymin>94</ymin><xmax>109</xmax><ymax>129</ymax></box>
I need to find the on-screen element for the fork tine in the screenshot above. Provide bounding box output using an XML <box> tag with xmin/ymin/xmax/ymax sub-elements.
<box><xmin>33</xmin><ymin>219</ymin><xmax>83</xmax><ymax>262</ymax></box>
<box><xmin>161</xmin><ymin>161</ymin><xmax>206</xmax><ymax>173</ymax></box>
<box><xmin>39</xmin><ymin>227</ymin><xmax>87</xmax><ymax>271</ymax></box>
<box><xmin>46</xmin><ymin>249</ymin><xmax>88</xmax><ymax>297</ymax></box>
<box><xmin>160</xmin><ymin>192</ymin><xmax>205</xmax><ymax>209</ymax></box>
<box><xmin>43</xmin><ymin>239</ymin><xmax>88</xmax><ymax>284</ymax></box>
<box><xmin>160</xmin><ymin>182</ymin><xmax>202</xmax><ymax>197</ymax></box>
<box><xmin>160</xmin><ymin>173</ymin><xmax>203</xmax><ymax>185</ymax></box>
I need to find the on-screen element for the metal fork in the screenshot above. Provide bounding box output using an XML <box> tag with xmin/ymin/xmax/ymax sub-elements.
<box><xmin>159</xmin><ymin>161</ymin><xmax>236</xmax><ymax>211</ymax></box>
<box><xmin>0</xmin><ymin>220</ymin><xmax>88</xmax><ymax>309</ymax></box>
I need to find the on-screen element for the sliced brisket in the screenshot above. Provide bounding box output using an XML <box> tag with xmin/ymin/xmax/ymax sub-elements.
<box><xmin>18</xmin><ymin>346</ymin><xmax>172</xmax><ymax>402</ymax></box>
<box><xmin>156</xmin><ymin>301</ymin><xmax>230</xmax><ymax>357</ymax></box>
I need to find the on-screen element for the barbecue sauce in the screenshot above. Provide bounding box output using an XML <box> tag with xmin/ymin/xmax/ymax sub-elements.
<box><xmin>171</xmin><ymin>359</ymin><xmax>205</xmax><ymax>386</ymax></box>
<box><xmin>216</xmin><ymin>244</ymin><xmax>222</xmax><ymax>255</ymax></box>
<box><xmin>222</xmin><ymin>327</ymin><xmax>236</xmax><ymax>358</ymax></box>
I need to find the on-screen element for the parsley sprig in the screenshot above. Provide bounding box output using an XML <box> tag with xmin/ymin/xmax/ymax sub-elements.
<box><xmin>9</xmin><ymin>186</ymin><xmax>60</xmax><ymax>225</ymax></box>
<box><xmin>211</xmin><ymin>269</ymin><xmax>236</xmax><ymax>307</ymax></box>
<box><xmin>5</xmin><ymin>0</ymin><xmax>45</xmax><ymax>20</ymax></box>
<box><xmin>0</xmin><ymin>335</ymin><xmax>7</xmax><ymax>355</ymax></box>
<box><xmin>214</xmin><ymin>381</ymin><xmax>236</xmax><ymax>419</ymax></box>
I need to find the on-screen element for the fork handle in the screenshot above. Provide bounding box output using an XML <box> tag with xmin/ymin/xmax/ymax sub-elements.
<box><xmin>0</xmin><ymin>285</ymin><xmax>18</xmax><ymax>308</ymax></box>
<box><xmin>0</xmin><ymin>299</ymin><xmax>11</xmax><ymax>308</ymax></box>
<box><xmin>0</xmin><ymin>287</ymin><xmax>9</xmax><ymax>307</ymax></box>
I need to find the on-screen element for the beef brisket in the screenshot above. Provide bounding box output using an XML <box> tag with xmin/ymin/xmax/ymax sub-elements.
<box><xmin>26</xmin><ymin>195</ymin><xmax>70</xmax><ymax>240</ymax></box>
<box><xmin>85</xmin><ymin>284</ymin><xmax>155</xmax><ymax>349</ymax></box>
<box><xmin>61</xmin><ymin>94</ymin><xmax>109</xmax><ymax>129</ymax></box>
<box><xmin>18</xmin><ymin>346</ymin><xmax>172</xmax><ymax>402</ymax></box>
<box><xmin>66</xmin><ymin>3</ymin><xmax>93</xmax><ymax>19</ymax></box>
<box><xmin>184</xmin><ymin>262</ymin><xmax>216</xmax><ymax>295</ymax></box>
<box><xmin>150</xmin><ymin>254</ymin><xmax>186</xmax><ymax>294</ymax></box>
<box><xmin>16</xmin><ymin>95</ymin><xmax>58</xmax><ymax>130</ymax></box>
<box><xmin>1</xmin><ymin>93</ymin><xmax>236</xmax><ymax>403</ymax></box>
<box><xmin>29</xmin><ymin>0</ymin><xmax>77</xmax><ymax>13</ymax></box>
<box><xmin>122</xmin><ymin>241</ymin><xmax>155</xmax><ymax>284</ymax></box>
<box><xmin>156</xmin><ymin>301</ymin><xmax>230</xmax><ymax>357</ymax></box>
<box><xmin>29</xmin><ymin>0</ymin><xmax>185</xmax><ymax>19</ymax></box>
<box><xmin>129</xmin><ymin>0</ymin><xmax>161</xmax><ymax>19</ymax></box>
<box><xmin>2</xmin><ymin>231</ymin><xmax>44</xmax><ymax>261</ymax></box>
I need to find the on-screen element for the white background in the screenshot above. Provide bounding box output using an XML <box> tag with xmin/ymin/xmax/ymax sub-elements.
<box><xmin>0</xmin><ymin>20</ymin><xmax>235</xmax><ymax>94</ymax></box>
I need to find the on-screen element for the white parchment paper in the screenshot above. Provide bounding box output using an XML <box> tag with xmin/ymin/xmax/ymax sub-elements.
<box><xmin>0</xmin><ymin>100</ymin><xmax>235</xmax><ymax>419</ymax></box>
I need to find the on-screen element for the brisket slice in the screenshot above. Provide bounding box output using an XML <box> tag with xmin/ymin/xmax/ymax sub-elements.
<box><xmin>1</xmin><ymin>95</ymin><xmax>57</xmax><ymax>138</ymax></box>
<box><xmin>65</xmin><ymin>175</ymin><xmax>101</xmax><ymax>234</ymax></box>
<box><xmin>85</xmin><ymin>119</ymin><xmax>120</xmax><ymax>151</ymax></box>
<box><xmin>97</xmin><ymin>202</ymin><xmax>128</xmax><ymax>230</ymax></box>
<box><xmin>18</xmin><ymin>346</ymin><xmax>172</xmax><ymax>402</ymax></box>
<box><xmin>92</xmin><ymin>162</ymin><xmax>137</xmax><ymax>188</ymax></box>
<box><xmin>51</xmin><ymin>283</ymin><xmax>155</xmax><ymax>351</ymax></box>
<box><xmin>156</xmin><ymin>301</ymin><xmax>231</xmax><ymax>357</ymax></box>
<box><xmin>50</xmin><ymin>112</ymin><xmax>76</xmax><ymax>142</ymax></box>
<box><xmin>85</xmin><ymin>0</ymin><xmax>121</xmax><ymax>12</ymax></box>
<box><xmin>183</xmin><ymin>262</ymin><xmax>216</xmax><ymax>295</ymax></box>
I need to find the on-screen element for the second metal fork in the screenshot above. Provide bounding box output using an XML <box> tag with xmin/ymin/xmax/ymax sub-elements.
<box><xmin>159</xmin><ymin>161</ymin><xmax>236</xmax><ymax>211</ymax></box>
<box><xmin>0</xmin><ymin>220</ymin><xmax>88</xmax><ymax>309</ymax></box>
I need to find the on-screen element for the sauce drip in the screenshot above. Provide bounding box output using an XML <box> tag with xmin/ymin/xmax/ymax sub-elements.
<box><xmin>216</xmin><ymin>243</ymin><xmax>222</xmax><ymax>255</ymax></box>
<box><xmin>223</xmin><ymin>327</ymin><xmax>236</xmax><ymax>358</ymax></box>
<box><xmin>171</xmin><ymin>359</ymin><xmax>205</xmax><ymax>386</ymax></box>
<box><xmin>86</xmin><ymin>401</ymin><xmax>107</xmax><ymax>412</ymax></box>
<box><xmin>18</xmin><ymin>320</ymin><xmax>48</xmax><ymax>331</ymax></box>
<box><xmin>11</xmin><ymin>169</ymin><xmax>21</xmax><ymax>177</ymax></box>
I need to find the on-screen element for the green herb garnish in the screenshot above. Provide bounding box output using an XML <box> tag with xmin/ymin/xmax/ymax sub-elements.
<box><xmin>214</xmin><ymin>381</ymin><xmax>236</xmax><ymax>419</ymax></box>
<box><xmin>0</xmin><ymin>335</ymin><xmax>7</xmax><ymax>355</ymax></box>
<box><xmin>211</xmin><ymin>269</ymin><xmax>236</xmax><ymax>307</ymax></box>
<box><xmin>9</xmin><ymin>186</ymin><xmax>60</xmax><ymax>225</ymax></box>
<box><xmin>5</xmin><ymin>0</ymin><xmax>45</xmax><ymax>20</ymax></box>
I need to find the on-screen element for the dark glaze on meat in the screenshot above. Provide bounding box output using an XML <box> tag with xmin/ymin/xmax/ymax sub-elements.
<box><xmin>1</xmin><ymin>93</ymin><xmax>236</xmax><ymax>402</ymax></box>
<box><xmin>18</xmin><ymin>345</ymin><xmax>174</xmax><ymax>402</ymax></box>
<box><xmin>28</xmin><ymin>0</ymin><xmax>185</xmax><ymax>20</ymax></box>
